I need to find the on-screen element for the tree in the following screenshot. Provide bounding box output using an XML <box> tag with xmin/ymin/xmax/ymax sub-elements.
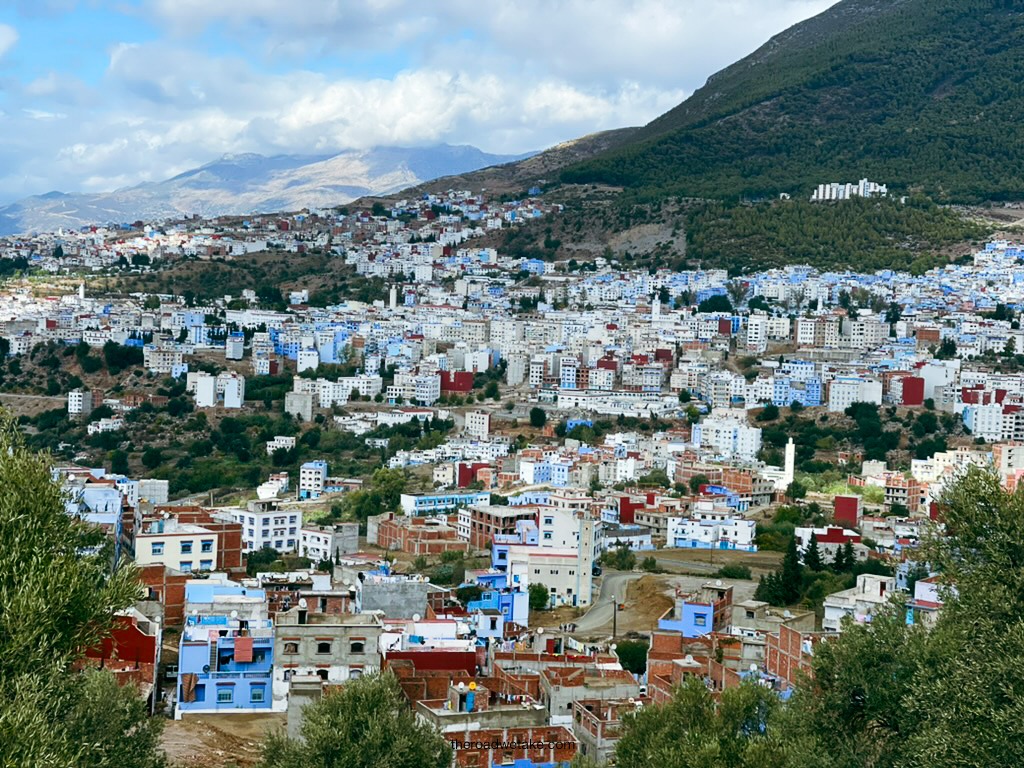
<box><xmin>110</xmin><ymin>449</ymin><xmax>130</xmax><ymax>475</ymax></box>
<box><xmin>780</xmin><ymin>535</ymin><xmax>803</xmax><ymax>604</ymax></box>
<box><xmin>528</xmin><ymin>582</ymin><xmax>550</xmax><ymax>611</ymax></box>
<box><xmin>756</xmin><ymin>403</ymin><xmax>780</xmax><ymax>421</ymax></box>
<box><xmin>141</xmin><ymin>447</ymin><xmax>162</xmax><ymax>469</ymax></box>
<box><xmin>258</xmin><ymin>670</ymin><xmax>450</xmax><ymax>768</ymax></box>
<box><xmin>615</xmin><ymin>678</ymin><xmax>784</xmax><ymax>768</ymax></box>
<box><xmin>615</xmin><ymin>639</ymin><xmax>650</xmax><ymax>675</ymax></box>
<box><xmin>935</xmin><ymin>337</ymin><xmax>958</xmax><ymax>360</ymax></box>
<box><xmin>640</xmin><ymin>556</ymin><xmax>659</xmax><ymax>572</ymax></box>
<box><xmin>786</xmin><ymin>480</ymin><xmax>807</xmax><ymax>501</ymax></box>
<box><xmin>697</xmin><ymin>294</ymin><xmax>734</xmax><ymax>314</ymax></box>
<box><xmin>484</xmin><ymin>380</ymin><xmax>500</xmax><ymax>400</ymax></box>
<box><xmin>804</xmin><ymin>532</ymin><xmax>825</xmax><ymax>571</ymax></box>
<box><xmin>529</xmin><ymin>407</ymin><xmax>548</xmax><ymax>428</ymax></box>
<box><xmin>0</xmin><ymin>413</ymin><xmax>160</xmax><ymax>766</ymax></box>
<box><xmin>246</xmin><ymin>546</ymin><xmax>281</xmax><ymax>576</ymax></box>
<box><xmin>689</xmin><ymin>474</ymin><xmax>710</xmax><ymax>495</ymax></box>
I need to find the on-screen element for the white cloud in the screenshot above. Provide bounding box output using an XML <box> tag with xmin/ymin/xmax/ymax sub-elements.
<box><xmin>0</xmin><ymin>1</ymin><xmax>839</xmax><ymax>201</ymax></box>
<box><xmin>0</xmin><ymin>24</ymin><xmax>18</xmax><ymax>59</ymax></box>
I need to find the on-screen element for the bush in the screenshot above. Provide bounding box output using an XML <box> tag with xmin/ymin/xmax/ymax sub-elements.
<box><xmin>716</xmin><ymin>564</ymin><xmax>753</xmax><ymax>580</ymax></box>
<box><xmin>528</xmin><ymin>582</ymin><xmax>550</xmax><ymax>611</ymax></box>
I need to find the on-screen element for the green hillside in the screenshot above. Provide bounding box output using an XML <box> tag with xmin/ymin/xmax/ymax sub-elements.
<box><xmin>563</xmin><ymin>0</ymin><xmax>1024</xmax><ymax>203</ymax></box>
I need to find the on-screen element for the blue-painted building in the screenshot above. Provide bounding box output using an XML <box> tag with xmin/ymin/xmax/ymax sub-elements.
<box><xmin>176</xmin><ymin>613</ymin><xmax>275</xmax><ymax>717</ymax></box>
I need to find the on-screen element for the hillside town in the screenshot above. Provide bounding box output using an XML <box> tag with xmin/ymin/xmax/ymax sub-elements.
<box><xmin>2</xmin><ymin>187</ymin><xmax>1022</xmax><ymax>765</ymax></box>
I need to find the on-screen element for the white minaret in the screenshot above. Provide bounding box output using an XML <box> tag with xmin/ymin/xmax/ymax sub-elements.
<box><xmin>651</xmin><ymin>298</ymin><xmax>661</xmax><ymax>321</ymax></box>
<box><xmin>389</xmin><ymin>285</ymin><xmax>398</xmax><ymax>310</ymax></box>
<box><xmin>782</xmin><ymin>437</ymin><xmax>796</xmax><ymax>489</ymax></box>
<box><xmin>78</xmin><ymin>282</ymin><xmax>85</xmax><ymax>300</ymax></box>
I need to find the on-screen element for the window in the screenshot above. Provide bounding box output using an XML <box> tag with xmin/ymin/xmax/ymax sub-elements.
<box><xmin>179</xmin><ymin>562</ymin><xmax>193</xmax><ymax>573</ymax></box>
<box><xmin>275</xmin><ymin>541</ymin><xmax>283</xmax><ymax>549</ymax></box>
<box><xmin>193</xmin><ymin>684</ymin><xmax>206</xmax><ymax>702</ymax></box>
<box><xmin>201</xmin><ymin>540</ymin><xmax>214</xmax><ymax>553</ymax></box>
<box><xmin>543</xmin><ymin>532</ymin><xmax>553</xmax><ymax>540</ymax></box>
<box><xmin>350</xmin><ymin>669</ymin><xmax>362</xmax><ymax>680</ymax></box>
<box><xmin>200</xmin><ymin>560</ymin><xmax>213</xmax><ymax>570</ymax></box>
<box><xmin>316</xmin><ymin>670</ymin><xmax>328</xmax><ymax>681</ymax></box>
<box><xmin>289</xmin><ymin>515</ymin><xmax>297</xmax><ymax>524</ymax></box>
<box><xmin>543</xmin><ymin>517</ymin><xmax>553</xmax><ymax>526</ymax></box>
<box><xmin>180</xmin><ymin>541</ymin><xmax>193</xmax><ymax>554</ymax></box>
<box><xmin>317</xmin><ymin>642</ymin><xmax>332</xmax><ymax>654</ymax></box>
<box><xmin>216</xmin><ymin>687</ymin><xmax>233</xmax><ymax>704</ymax></box>
<box><xmin>489</xmin><ymin>617</ymin><xmax>498</xmax><ymax>630</ymax></box>
<box><xmin>150</xmin><ymin>542</ymin><xmax>164</xmax><ymax>555</ymax></box>
<box><xmin>250</xmin><ymin>686</ymin><xmax>266</xmax><ymax>703</ymax></box>
<box><xmin>746</xmin><ymin>610</ymin><xmax>755</xmax><ymax>619</ymax></box>
<box><xmin>349</xmin><ymin>641</ymin><xmax>365</xmax><ymax>654</ymax></box>
<box><xmin>694</xmin><ymin>614</ymin><xmax>707</xmax><ymax>627</ymax></box>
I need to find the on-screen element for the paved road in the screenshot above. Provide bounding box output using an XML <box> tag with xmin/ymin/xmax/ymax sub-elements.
<box><xmin>572</xmin><ymin>570</ymin><xmax>644</xmax><ymax>633</ymax></box>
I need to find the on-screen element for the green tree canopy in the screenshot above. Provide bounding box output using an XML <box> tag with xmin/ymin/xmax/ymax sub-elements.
<box><xmin>259</xmin><ymin>670</ymin><xmax>450</xmax><ymax>768</ymax></box>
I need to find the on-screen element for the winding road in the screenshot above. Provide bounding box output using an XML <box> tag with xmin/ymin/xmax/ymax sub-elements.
<box><xmin>572</xmin><ymin>570</ymin><xmax>644</xmax><ymax>633</ymax></box>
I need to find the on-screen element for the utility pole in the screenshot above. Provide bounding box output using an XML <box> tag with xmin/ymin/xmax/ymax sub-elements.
<box><xmin>612</xmin><ymin>594</ymin><xmax>617</xmax><ymax>639</ymax></box>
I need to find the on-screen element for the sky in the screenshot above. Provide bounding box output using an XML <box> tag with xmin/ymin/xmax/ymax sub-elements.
<box><xmin>0</xmin><ymin>0</ymin><xmax>836</xmax><ymax>203</ymax></box>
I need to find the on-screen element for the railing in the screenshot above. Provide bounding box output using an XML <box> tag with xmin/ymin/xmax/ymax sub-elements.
<box><xmin>193</xmin><ymin>670</ymin><xmax>273</xmax><ymax>681</ymax></box>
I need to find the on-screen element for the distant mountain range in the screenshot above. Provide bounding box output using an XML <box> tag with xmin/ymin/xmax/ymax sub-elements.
<box><xmin>0</xmin><ymin>145</ymin><xmax>532</xmax><ymax>235</ymax></box>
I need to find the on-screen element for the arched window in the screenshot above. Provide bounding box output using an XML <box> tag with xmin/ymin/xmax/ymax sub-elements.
<box><xmin>349</xmin><ymin>641</ymin><xmax>365</xmax><ymax>654</ymax></box>
<box><xmin>317</xmin><ymin>642</ymin><xmax>332</xmax><ymax>654</ymax></box>
<box><xmin>316</xmin><ymin>670</ymin><xmax>329</xmax><ymax>681</ymax></box>
<box><xmin>283</xmin><ymin>642</ymin><xmax>298</xmax><ymax>655</ymax></box>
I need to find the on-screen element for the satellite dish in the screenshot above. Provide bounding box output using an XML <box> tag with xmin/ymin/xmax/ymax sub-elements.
<box><xmin>783</xmin><ymin>610</ymin><xmax>792</xmax><ymax>618</ymax></box>
<box><xmin>412</xmin><ymin>614</ymin><xmax>421</xmax><ymax>622</ymax></box>
<box><xmin>610</xmin><ymin>643</ymin><xmax>617</xmax><ymax>652</ymax></box>
<box><xmin>750</xmin><ymin>663</ymin><xmax>758</xmax><ymax>673</ymax></box>
<box><xmin>469</xmin><ymin>682</ymin><xmax>477</xmax><ymax>691</ymax></box>
<box><xmin>537</xmin><ymin>627</ymin><xmax>544</xmax><ymax>635</ymax></box>
<box><xmin>457</xmin><ymin>682</ymin><xmax>466</xmax><ymax>690</ymax></box>
<box><xmin>230</xmin><ymin>610</ymin><xmax>238</xmax><ymax>619</ymax></box>
<box><xmin>715</xmin><ymin>579</ymin><xmax>723</xmax><ymax>587</ymax></box>
<box><xmin>627</xmin><ymin>697</ymin><xmax>635</xmax><ymax>704</ymax></box>
<box><xmin>191</xmin><ymin>609</ymin><xmax>198</xmax><ymax>616</ymax></box>
<box><xmin>298</xmin><ymin>598</ymin><xmax>308</xmax><ymax>609</ymax></box>
<box><xmin>202</xmin><ymin>664</ymin><xmax>210</xmax><ymax>673</ymax></box>
<box><xmin>684</xmin><ymin>654</ymin><xmax>694</xmax><ymax>663</ymax></box>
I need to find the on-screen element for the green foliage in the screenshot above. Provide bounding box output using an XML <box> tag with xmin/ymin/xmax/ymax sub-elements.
<box><xmin>682</xmin><ymin>198</ymin><xmax>982</xmax><ymax>275</ymax></box>
<box><xmin>258</xmin><ymin>670</ymin><xmax>450</xmax><ymax>768</ymax></box>
<box><xmin>601</xmin><ymin>543</ymin><xmax>637</xmax><ymax>571</ymax></box>
<box><xmin>455</xmin><ymin>585</ymin><xmax>483</xmax><ymax>605</ymax></box>
<box><xmin>0</xmin><ymin>413</ymin><xmax>161</xmax><ymax>767</ymax></box>
<box><xmin>615</xmin><ymin>639</ymin><xmax>650</xmax><ymax>676</ymax></box>
<box><xmin>615</xmin><ymin>679</ymin><xmax>784</xmax><ymax>768</ymax></box>
<box><xmin>529</xmin><ymin>407</ymin><xmax>548</xmax><ymax>428</ymax></box>
<box><xmin>564</xmin><ymin>1</ymin><xmax>1024</xmax><ymax>206</ymax></box>
<box><xmin>716</xmin><ymin>564</ymin><xmax>753</xmax><ymax>581</ymax></box>
<box><xmin>697</xmin><ymin>294</ymin><xmax>734</xmax><ymax>314</ymax></box>
<box><xmin>246</xmin><ymin>546</ymin><xmax>281</xmax><ymax>576</ymax></box>
<box><xmin>803</xmin><ymin>533</ymin><xmax>825</xmax><ymax>572</ymax></box>
<box><xmin>641</xmin><ymin>556</ymin><xmax>660</xmax><ymax>573</ymax></box>
<box><xmin>528</xmin><ymin>582</ymin><xmax>550</xmax><ymax>611</ymax></box>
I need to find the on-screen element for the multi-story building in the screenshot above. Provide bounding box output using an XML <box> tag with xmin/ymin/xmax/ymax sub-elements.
<box><xmin>299</xmin><ymin>460</ymin><xmax>328</xmax><ymax>500</ymax></box>
<box><xmin>176</xmin><ymin>609</ymin><xmax>274</xmax><ymax>717</ymax></box>
<box><xmin>134</xmin><ymin>518</ymin><xmax>219</xmax><ymax>574</ymax></box>
<box><xmin>299</xmin><ymin>523</ymin><xmax>359</xmax><ymax>563</ymax></box>
<box><xmin>225</xmin><ymin>500</ymin><xmax>302</xmax><ymax>553</ymax></box>
<box><xmin>822</xmin><ymin>574</ymin><xmax>896</xmax><ymax>632</ymax></box>
<box><xmin>272</xmin><ymin>608</ymin><xmax>384</xmax><ymax>709</ymax></box>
